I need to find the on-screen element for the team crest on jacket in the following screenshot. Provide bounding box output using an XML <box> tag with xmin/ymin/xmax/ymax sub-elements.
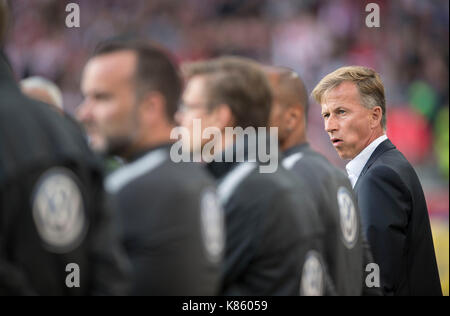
<box><xmin>337</xmin><ymin>187</ymin><xmax>358</xmax><ymax>249</ymax></box>
<box><xmin>32</xmin><ymin>167</ymin><xmax>86</xmax><ymax>253</ymax></box>
<box><xmin>300</xmin><ymin>250</ymin><xmax>325</xmax><ymax>296</ymax></box>
<box><xmin>200</xmin><ymin>188</ymin><xmax>225</xmax><ymax>263</ymax></box>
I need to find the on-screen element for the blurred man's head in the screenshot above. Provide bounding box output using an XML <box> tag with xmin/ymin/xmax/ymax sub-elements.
<box><xmin>264</xmin><ymin>66</ymin><xmax>309</xmax><ymax>152</ymax></box>
<box><xmin>179</xmin><ymin>56</ymin><xmax>272</xmax><ymax>152</ymax></box>
<box><xmin>21</xmin><ymin>76</ymin><xmax>64</xmax><ymax>113</ymax></box>
<box><xmin>77</xmin><ymin>40</ymin><xmax>182</xmax><ymax>159</ymax></box>
<box><xmin>312</xmin><ymin>66</ymin><xmax>386</xmax><ymax>160</ymax></box>
<box><xmin>0</xmin><ymin>0</ymin><xmax>8</xmax><ymax>47</ymax></box>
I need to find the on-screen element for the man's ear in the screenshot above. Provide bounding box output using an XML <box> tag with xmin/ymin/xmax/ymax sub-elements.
<box><xmin>285</xmin><ymin>106</ymin><xmax>303</xmax><ymax>132</ymax></box>
<box><xmin>212</xmin><ymin>104</ymin><xmax>234</xmax><ymax>130</ymax></box>
<box><xmin>139</xmin><ymin>91</ymin><xmax>166</xmax><ymax>123</ymax></box>
<box><xmin>370</xmin><ymin>106</ymin><xmax>383</xmax><ymax>129</ymax></box>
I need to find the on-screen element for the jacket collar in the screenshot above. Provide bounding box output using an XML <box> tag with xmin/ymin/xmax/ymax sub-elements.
<box><xmin>128</xmin><ymin>142</ymin><xmax>174</xmax><ymax>163</ymax></box>
<box><xmin>354</xmin><ymin>139</ymin><xmax>396</xmax><ymax>190</ymax></box>
<box><xmin>0</xmin><ymin>50</ymin><xmax>19</xmax><ymax>93</ymax></box>
<box><xmin>206</xmin><ymin>142</ymin><xmax>245</xmax><ymax>180</ymax></box>
<box><xmin>206</xmin><ymin>134</ymin><xmax>266</xmax><ymax>180</ymax></box>
<box><xmin>283</xmin><ymin>142</ymin><xmax>310</xmax><ymax>158</ymax></box>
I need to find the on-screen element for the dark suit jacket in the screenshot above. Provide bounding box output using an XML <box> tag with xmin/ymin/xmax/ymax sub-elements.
<box><xmin>1</xmin><ymin>52</ymin><xmax>130</xmax><ymax>295</ymax></box>
<box><xmin>354</xmin><ymin>139</ymin><xmax>442</xmax><ymax>296</ymax></box>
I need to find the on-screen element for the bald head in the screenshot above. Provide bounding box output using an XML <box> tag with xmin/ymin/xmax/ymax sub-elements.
<box><xmin>264</xmin><ymin>66</ymin><xmax>309</xmax><ymax>116</ymax></box>
<box><xmin>21</xmin><ymin>76</ymin><xmax>64</xmax><ymax>113</ymax></box>
<box><xmin>263</xmin><ymin>66</ymin><xmax>309</xmax><ymax>151</ymax></box>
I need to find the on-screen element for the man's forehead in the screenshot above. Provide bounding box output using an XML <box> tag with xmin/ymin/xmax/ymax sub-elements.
<box><xmin>184</xmin><ymin>75</ymin><xmax>208</xmax><ymax>100</ymax></box>
<box><xmin>86</xmin><ymin>50</ymin><xmax>137</xmax><ymax>78</ymax></box>
<box><xmin>320</xmin><ymin>102</ymin><xmax>331</xmax><ymax>113</ymax></box>
<box><xmin>82</xmin><ymin>51</ymin><xmax>137</xmax><ymax>91</ymax></box>
<box><xmin>322</xmin><ymin>81</ymin><xmax>360</xmax><ymax>105</ymax></box>
<box><xmin>325</xmin><ymin>81</ymin><xmax>359</xmax><ymax>98</ymax></box>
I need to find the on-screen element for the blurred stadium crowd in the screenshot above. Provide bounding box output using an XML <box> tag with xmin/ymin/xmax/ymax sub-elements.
<box><xmin>2</xmin><ymin>0</ymin><xmax>449</xmax><ymax>294</ymax></box>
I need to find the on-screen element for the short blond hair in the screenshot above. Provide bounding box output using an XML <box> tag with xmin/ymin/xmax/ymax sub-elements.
<box><xmin>312</xmin><ymin>66</ymin><xmax>386</xmax><ymax>128</ymax></box>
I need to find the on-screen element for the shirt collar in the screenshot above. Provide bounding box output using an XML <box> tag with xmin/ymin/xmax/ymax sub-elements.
<box><xmin>346</xmin><ymin>134</ymin><xmax>388</xmax><ymax>187</ymax></box>
<box><xmin>128</xmin><ymin>142</ymin><xmax>173</xmax><ymax>163</ymax></box>
<box><xmin>283</xmin><ymin>142</ymin><xmax>310</xmax><ymax>158</ymax></box>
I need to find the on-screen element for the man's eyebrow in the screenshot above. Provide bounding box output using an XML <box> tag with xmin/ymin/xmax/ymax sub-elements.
<box><xmin>96</xmin><ymin>91</ymin><xmax>109</xmax><ymax>95</ymax></box>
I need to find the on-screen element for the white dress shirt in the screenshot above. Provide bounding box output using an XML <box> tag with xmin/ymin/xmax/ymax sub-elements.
<box><xmin>346</xmin><ymin>134</ymin><xmax>388</xmax><ymax>188</ymax></box>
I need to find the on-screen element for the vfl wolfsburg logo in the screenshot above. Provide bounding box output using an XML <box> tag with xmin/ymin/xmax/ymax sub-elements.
<box><xmin>300</xmin><ymin>250</ymin><xmax>325</xmax><ymax>296</ymax></box>
<box><xmin>32</xmin><ymin>167</ymin><xmax>87</xmax><ymax>253</ymax></box>
<box><xmin>200</xmin><ymin>188</ymin><xmax>225</xmax><ymax>263</ymax></box>
<box><xmin>337</xmin><ymin>186</ymin><xmax>358</xmax><ymax>249</ymax></box>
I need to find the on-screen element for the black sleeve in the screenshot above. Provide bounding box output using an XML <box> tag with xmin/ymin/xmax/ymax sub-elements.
<box><xmin>0</xmin><ymin>259</ymin><xmax>35</xmax><ymax>295</ymax></box>
<box><xmin>361</xmin><ymin>234</ymin><xmax>383</xmax><ymax>296</ymax></box>
<box><xmin>357</xmin><ymin>165</ymin><xmax>410</xmax><ymax>296</ymax></box>
<box><xmin>0</xmin><ymin>176</ymin><xmax>36</xmax><ymax>295</ymax></box>
<box><xmin>88</xmin><ymin>187</ymin><xmax>131</xmax><ymax>296</ymax></box>
<box><xmin>222</xmin><ymin>189</ymin><xmax>325</xmax><ymax>296</ymax></box>
<box><xmin>119</xmin><ymin>181</ymin><xmax>218</xmax><ymax>296</ymax></box>
<box><xmin>220</xmin><ymin>197</ymin><xmax>263</xmax><ymax>295</ymax></box>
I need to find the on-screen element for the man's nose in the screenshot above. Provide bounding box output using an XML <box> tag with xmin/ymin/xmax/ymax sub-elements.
<box><xmin>325</xmin><ymin>115</ymin><xmax>338</xmax><ymax>133</ymax></box>
<box><xmin>174</xmin><ymin>109</ymin><xmax>184</xmax><ymax>126</ymax></box>
<box><xmin>76</xmin><ymin>100</ymin><xmax>92</xmax><ymax>123</ymax></box>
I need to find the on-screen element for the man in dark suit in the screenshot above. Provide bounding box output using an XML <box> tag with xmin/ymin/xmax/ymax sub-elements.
<box><xmin>264</xmin><ymin>65</ymin><xmax>374</xmax><ymax>296</ymax></box>
<box><xmin>312</xmin><ymin>65</ymin><xmax>442</xmax><ymax>296</ymax></box>
<box><xmin>178</xmin><ymin>57</ymin><xmax>330</xmax><ymax>295</ymax></box>
<box><xmin>77</xmin><ymin>40</ymin><xmax>223</xmax><ymax>295</ymax></box>
<box><xmin>1</xmin><ymin>1</ymin><xmax>130</xmax><ymax>295</ymax></box>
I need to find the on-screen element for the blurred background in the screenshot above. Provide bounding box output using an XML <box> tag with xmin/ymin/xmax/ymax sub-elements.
<box><xmin>4</xmin><ymin>0</ymin><xmax>449</xmax><ymax>295</ymax></box>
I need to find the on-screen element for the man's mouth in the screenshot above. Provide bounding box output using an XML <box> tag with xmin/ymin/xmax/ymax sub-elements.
<box><xmin>331</xmin><ymin>138</ymin><xmax>343</xmax><ymax>146</ymax></box>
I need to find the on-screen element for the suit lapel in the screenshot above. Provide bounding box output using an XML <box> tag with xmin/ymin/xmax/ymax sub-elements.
<box><xmin>354</xmin><ymin>139</ymin><xmax>396</xmax><ymax>191</ymax></box>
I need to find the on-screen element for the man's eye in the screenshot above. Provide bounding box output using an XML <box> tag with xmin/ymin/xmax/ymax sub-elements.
<box><xmin>93</xmin><ymin>94</ymin><xmax>110</xmax><ymax>101</ymax></box>
<box><xmin>322</xmin><ymin>114</ymin><xmax>329</xmax><ymax>119</ymax></box>
<box><xmin>338</xmin><ymin>110</ymin><xmax>346</xmax><ymax>114</ymax></box>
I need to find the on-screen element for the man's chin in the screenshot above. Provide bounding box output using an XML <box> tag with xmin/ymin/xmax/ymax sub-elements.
<box><xmin>87</xmin><ymin>136</ymin><xmax>107</xmax><ymax>154</ymax></box>
<box><xmin>336</xmin><ymin>149</ymin><xmax>351</xmax><ymax>160</ymax></box>
<box><xmin>89</xmin><ymin>137</ymin><xmax>121</xmax><ymax>157</ymax></box>
<box><xmin>106</xmin><ymin>138</ymin><xmax>137</xmax><ymax>160</ymax></box>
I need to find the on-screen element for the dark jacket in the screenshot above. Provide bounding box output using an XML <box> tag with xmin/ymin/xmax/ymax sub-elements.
<box><xmin>207</xmin><ymin>144</ymin><xmax>330</xmax><ymax>296</ymax></box>
<box><xmin>354</xmin><ymin>139</ymin><xmax>442</xmax><ymax>296</ymax></box>
<box><xmin>105</xmin><ymin>144</ymin><xmax>223</xmax><ymax>295</ymax></box>
<box><xmin>283</xmin><ymin>143</ymin><xmax>371</xmax><ymax>295</ymax></box>
<box><xmin>0</xmin><ymin>53</ymin><xmax>130</xmax><ymax>295</ymax></box>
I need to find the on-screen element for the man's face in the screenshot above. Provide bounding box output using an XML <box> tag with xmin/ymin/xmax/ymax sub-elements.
<box><xmin>78</xmin><ymin>50</ymin><xmax>140</xmax><ymax>156</ymax></box>
<box><xmin>178</xmin><ymin>76</ymin><xmax>221</xmax><ymax>152</ymax></box>
<box><xmin>320</xmin><ymin>81</ymin><xmax>374</xmax><ymax>160</ymax></box>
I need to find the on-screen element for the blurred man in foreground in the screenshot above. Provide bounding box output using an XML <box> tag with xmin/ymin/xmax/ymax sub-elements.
<box><xmin>0</xmin><ymin>1</ymin><xmax>129</xmax><ymax>295</ymax></box>
<box><xmin>77</xmin><ymin>39</ymin><xmax>223</xmax><ymax>295</ymax></box>
<box><xmin>20</xmin><ymin>76</ymin><xmax>64</xmax><ymax>113</ymax></box>
<box><xmin>312</xmin><ymin>66</ymin><xmax>442</xmax><ymax>296</ymax></box>
<box><xmin>179</xmin><ymin>57</ymin><xmax>330</xmax><ymax>295</ymax></box>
